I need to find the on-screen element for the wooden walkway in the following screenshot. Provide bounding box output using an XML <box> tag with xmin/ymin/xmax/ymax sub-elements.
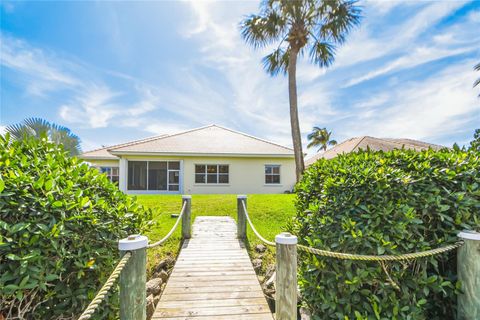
<box><xmin>153</xmin><ymin>216</ymin><xmax>273</xmax><ymax>320</ymax></box>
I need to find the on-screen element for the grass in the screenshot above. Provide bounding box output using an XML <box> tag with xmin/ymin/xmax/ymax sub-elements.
<box><xmin>136</xmin><ymin>194</ymin><xmax>297</xmax><ymax>276</ymax></box>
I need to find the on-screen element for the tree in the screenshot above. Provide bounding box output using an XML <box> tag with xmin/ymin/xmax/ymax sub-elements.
<box><xmin>469</xmin><ymin>128</ymin><xmax>480</xmax><ymax>152</ymax></box>
<box><xmin>5</xmin><ymin>117</ymin><xmax>81</xmax><ymax>155</ymax></box>
<box><xmin>307</xmin><ymin>126</ymin><xmax>337</xmax><ymax>151</ymax></box>
<box><xmin>241</xmin><ymin>0</ymin><xmax>361</xmax><ymax>181</ymax></box>
<box><xmin>474</xmin><ymin>62</ymin><xmax>480</xmax><ymax>97</ymax></box>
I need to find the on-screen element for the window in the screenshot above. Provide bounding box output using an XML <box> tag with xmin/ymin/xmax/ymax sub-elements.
<box><xmin>195</xmin><ymin>164</ymin><xmax>229</xmax><ymax>184</ymax></box>
<box><xmin>99</xmin><ymin>167</ymin><xmax>119</xmax><ymax>184</ymax></box>
<box><xmin>265</xmin><ymin>165</ymin><xmax>280</xmax><ymax>184</ymax></box>
<box><xmin>127</xmin><ymin>161</ymin><xmax>180</xmax><ymax>191</ymax></box>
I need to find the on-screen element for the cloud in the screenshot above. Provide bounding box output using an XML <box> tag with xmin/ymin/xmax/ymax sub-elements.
<box><xmin>0</xmin><ymin>34</ymin><xmax>79</xmax><ymax>95</ymax></box>
<box><xmin>337</xmin><ymin>61</ymin><xmax>480</xmax><ymax>145</ymax></box>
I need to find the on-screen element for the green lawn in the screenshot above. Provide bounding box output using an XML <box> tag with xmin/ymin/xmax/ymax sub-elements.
<box><xmin>136</xmin><ymin>194</ymin><xmax>297</xmax><ymax>275</ymax></box>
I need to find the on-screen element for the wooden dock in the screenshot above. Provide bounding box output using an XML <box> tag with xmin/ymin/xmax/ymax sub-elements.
<box><xmin>153</xmin><ymin>216</ymin><xmax>273</xmax><ymax>320</ymax></box>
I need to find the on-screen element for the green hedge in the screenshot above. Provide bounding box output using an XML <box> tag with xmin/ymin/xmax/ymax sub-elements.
<box><xmin>0</xmin><ymin>135</ymin><xmax>152</xmax><ymax>319</ymax></box>
<box><xmin>292</xmin><ymin>148</ymin><xmax>480</xmax><ymax>320</ymax></box>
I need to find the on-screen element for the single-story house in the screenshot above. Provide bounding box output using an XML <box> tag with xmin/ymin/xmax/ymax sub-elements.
<box><xmin>305</xmin><ymin>136</ymin><xmax>444</xmax><ymax>166</ymax></box>
<box><xmin>79</xmin><ymin>125</ymin><xmax>296</xmax><ymax>194</ymax></box>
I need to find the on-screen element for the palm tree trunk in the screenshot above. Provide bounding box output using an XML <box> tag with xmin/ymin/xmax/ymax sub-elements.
<box><xmin>287</xmin><ymin>47</ymin><xmax>305</xmax><ymax>182</ymax></box>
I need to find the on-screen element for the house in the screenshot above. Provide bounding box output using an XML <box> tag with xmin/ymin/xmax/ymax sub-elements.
<box><xmin>80</xmin><ymin>125</ymin><xmax>296</xmax><ymax>194</ymax></box>
<box><xmin>305</xmin><ymin>136</ymin><xmax>444</xmax><ymax>166</ymax></box>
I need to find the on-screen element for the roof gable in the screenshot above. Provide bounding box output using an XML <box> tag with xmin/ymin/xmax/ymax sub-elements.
<box><xmin>109</xmin><ymin>125</ymin><xmax>293</xmax><ymax>156</ymax></box>
<box><xmin>305</xmin><ymin>136</ymin><xmax>444</xmax><ymax>166</ymax></box>
<box><xmin>80</xmin><ymin>125</ymin><xmax>294</xmax><ymax>159</ymax></box>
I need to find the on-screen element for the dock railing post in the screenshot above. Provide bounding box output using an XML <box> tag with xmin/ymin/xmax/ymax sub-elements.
<box><xmin>118</xmin><ymin>235</ymin><xmax>148</xmax><ymax>320</ymax></box>
<box><xmin>182</xmin><ymin>195</ymin><xmax>192</xmax><ymax>239</ymax></box>
<box><xmin>275</xmin><ymin>232</ymin><xmax>297</xmax><ymax>320</ymax></box>
<box><xmin>237</xmin><ymin>195</ymin><xmax>247</xmax><ymax>240</ymax></box>
<box><xmin>457</xmin><ymin>230</ymin><xmax>480</xmax><ymax>320</ymax></box>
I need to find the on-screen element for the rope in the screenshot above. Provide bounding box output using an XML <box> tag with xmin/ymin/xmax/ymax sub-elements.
<box><xmin>297</xmin><ymin>241</ymin><xmax>463</xmax><ymax>261</ymax></box>
<box><xmin>239</xmin><ymin>199</ymin><xmax>462</xmax><ymax>261</ymax></box>
<box><xmin>241</xmin><ymin>201</ymin><xmax>275</xmax><ymax>247</ymax></box>
<box><xmin>147</xmin><ymin>201</ymin><xmax>187</xmax><ymax>248</ymax></box>
<box><xmin>77</xmin><ymin>252</ymin><xmax>132</xmax><ymax>320</ymax></box>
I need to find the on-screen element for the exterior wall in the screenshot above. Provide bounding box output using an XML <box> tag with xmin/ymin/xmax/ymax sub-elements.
<box><xmin>86</xmin><ymin>155</ymin><xmax>296</xmax><ymax>195</ymax></box>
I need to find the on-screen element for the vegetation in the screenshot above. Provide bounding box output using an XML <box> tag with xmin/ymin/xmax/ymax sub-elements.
<box><xmin>468</xmin><ymin>128</ymin><xmax>480</xmax><ymax>152</ymax></box>
<box><xmin>307</xmin><ymin>127</ymin><xmax>337</xmax><ymax>151</ymax></box>
<box><xmin>241</xmin><ymin>0</ymin><xmax>361</xmax><ymax>181</ymax></box>
<box><xmin>5</xmin><ymin>117</ymin><xmax>82</xmax><ymax>156</ymax></box>
<box><xmin>136</xmin><ymin>194</ymin><xmax>296</xmax><ymax>274</ymax></box>
<box><xmin>293</xmin><ymin>148</ymin><xmax>480</xmax><ymax>319</ymax></box>
<box><xmin>0</xmin><ymin>135</ymin><xmax>152</xmax><ymax>319</ymax></box>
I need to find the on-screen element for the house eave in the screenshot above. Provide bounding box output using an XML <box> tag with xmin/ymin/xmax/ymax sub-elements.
<box><xmin>108</xmin><ymin>151</ymin><xmax>295</xmax><ymax>158</ymax></box>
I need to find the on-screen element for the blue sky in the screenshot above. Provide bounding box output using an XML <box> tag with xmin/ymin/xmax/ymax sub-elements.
<box><xmin>1</xmin><ymin>0</ymin><xmax>479</xmax><ymax>156</ymax></box>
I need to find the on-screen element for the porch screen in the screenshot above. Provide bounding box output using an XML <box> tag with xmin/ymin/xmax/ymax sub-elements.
<box><xmin>127</xmin><ymin>161</ymin><xmax>180</xmax><ymax>191</ymax></box>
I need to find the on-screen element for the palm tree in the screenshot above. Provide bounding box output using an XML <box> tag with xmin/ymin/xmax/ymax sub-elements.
<box><xmin>241</xmin><ymin>0</ymin><xmax>361</xmax><ymax>181</ymax></box>
<box><xmin>474</xmin><ymin>62</ymin><xmax>480</xmax><ymax>97</ymax></box>
<box><xmin>307</xmin><ymin>126</ymin><xmax>337</xmax><ymax>151</ymax></box>
<box><xmin>5</xmin><ymin>118</ymin><xmax>81</xmax><ymax>155</ymax></box>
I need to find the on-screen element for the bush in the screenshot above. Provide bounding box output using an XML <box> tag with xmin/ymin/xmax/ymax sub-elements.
<box><xmin>292</xmin><ymin>148</ymin><xmax>480</xmax><ymax>320</ymax></box>
<box><xmin>0</xmin><ymin>135</ymin><xmax>152</xmax><ymax>319</ymax></box>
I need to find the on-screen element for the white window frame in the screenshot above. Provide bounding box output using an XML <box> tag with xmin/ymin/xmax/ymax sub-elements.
<box><xmin>99</xmin><ymin>166</ymin><xmax>119</xmax><ymax>183</ymax></box>
<box><xmin>127</xmin><ymin>160</ymin><xmax>181</xmax><ymax>192</ymax></box>
<box><xmin>195</xmin><ymin>164</ymin><xmax>229</xmax><ymax>185</ymax></box>
<box><xmin>265</xmin><ymin>164</ymin><xmax>281</xmax><ymax>184</ymax></box>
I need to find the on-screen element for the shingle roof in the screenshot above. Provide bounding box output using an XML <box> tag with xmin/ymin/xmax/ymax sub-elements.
<box><xmin>305</xmin><ymin>136</ymin><xmax>445</xmax><ymax>166</ymax></box>
<box><xmin>81</xmin><ymin>125</ymin><xmax>294</xmax><ymax>159</ymax></box>
<box><xmin>79</xmin><ymin>134</ymin><xmax>168</xmax><ymax>160</ymax></box>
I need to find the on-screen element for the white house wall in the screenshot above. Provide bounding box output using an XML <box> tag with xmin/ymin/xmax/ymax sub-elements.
<box><xmin>86</xmin><ymin>155</ymin><xmax>296</xmax><ymax>194</ymax></box>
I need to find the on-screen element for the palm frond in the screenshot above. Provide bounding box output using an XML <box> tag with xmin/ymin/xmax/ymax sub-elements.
<box><xmin>319</xmin><ymin>0</ymin><xmax>362</xmax><ymax>44</ymax></box>
<box><xmin>240</xmin><ymin>11</ymin><xmax>287</xmax><ymax>49</ymax></box>
<box><xmin>5</xmin><ymin>123</ymin><xmax>34</xmax><ymax>140</ymax></box>
<box><xmin>262</xmin><ymin>47</ymin><xmax>290</xmax><ymax>76</ymax></box>
<box><xmin>309</xmin><ymin>40</ymin><xmax>336</xmax><ymax>67</ymax></box>
<box><xmin>23</xmin><ymin>117</ymin><xmax>51</xmax><ymax>138</ymax></box>
<box><xmin>474</xmin><ymin>62</ymin><xmax>480</xmax><ymax>71</ymax></box>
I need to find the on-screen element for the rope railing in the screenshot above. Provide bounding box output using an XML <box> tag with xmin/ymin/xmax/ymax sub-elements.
<box><xmin>147</xmin><ymin>201</ymin><xmax>187</xmax><ymax>248</ymax></box>
<box><xmin>239</xmin><ymin>198</ymin><xmax>463</xmax><ymax>261</ymax></box>
<box><xmin>78</xmin><ymin>252</ymin><xmax>132</xmax><ymax>320</ymax></box>
<box><xmin>241</xmin><ymin>201</ymin><xmax>275</xmax><ymax>247</ymax></box>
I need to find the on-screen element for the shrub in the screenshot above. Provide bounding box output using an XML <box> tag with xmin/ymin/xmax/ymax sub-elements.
<box><xmin>0</xmin><ymin>134</ymin><xmax>152</xmax><ymax>319</ymax></box>
<box><xmin>292</xmin><ymin>148</ymin><xmax>480</xmax><ymax>320</ymax></box>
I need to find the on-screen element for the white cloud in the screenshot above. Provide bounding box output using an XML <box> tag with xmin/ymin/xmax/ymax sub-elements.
<box><xmin>338</xmin><ymin>62</ymin><xmax>480</xmax><ymax>145</ymax></box>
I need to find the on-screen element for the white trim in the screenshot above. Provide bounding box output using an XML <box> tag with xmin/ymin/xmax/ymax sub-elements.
<box><xmin>110</xmin><ymin>151</ymin><xmax>294</xmax><ymax>158</ymax></box>
<box><xmin>118</xmin><ymin>235</ymin><xmax>148</xmax><ymax>250</ymax></box>
<box><xmin>458</xmin><ymin>230</ymin><xmax>480</xmax><ymax>241</ymax></box>
<box><xmin>275</xmin><ymin>232</ymin><xmax>298</xmax><ymax>245</ymax></box>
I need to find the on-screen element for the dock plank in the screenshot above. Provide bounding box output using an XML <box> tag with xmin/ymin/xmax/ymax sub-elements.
<box><xmin>153</xmin><ymin>216</ymin><xmax>272</xmax><ymax>319</ymax></box>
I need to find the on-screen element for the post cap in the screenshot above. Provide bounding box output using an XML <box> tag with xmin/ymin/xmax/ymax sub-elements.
<box><xmin>119</xmin><ymin>235</ymin><xmax>148</xmax><ymax>251</ymax></box>
<box><xmin>458</xmin><ymin>230</ymin><xmax>480</xmax><ymax>241</ymax></box>
<box><xmin>275</xmin><ymin>232</ymin><xmax>298</xmax><ymax>245</ymax></box>
<box><xmin>237</xmin><ymin>195</ymin><xmax>247</xmax><ymax>199</ymax></box>
<box><xmin>182</xmin><ymin>195</ymin><xmax>192</xmax><ymax>199</ymax></box>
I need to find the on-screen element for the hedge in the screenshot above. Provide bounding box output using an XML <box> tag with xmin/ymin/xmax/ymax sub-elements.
<box><xmin>0</xmin><ymin>134</ymin><xmax>152</xmax><ymax>319</ymax></box>
<box><xmin>292</xmin><ymin>148</ymin><xmax>480</xmax><ymax>320</ymax></box>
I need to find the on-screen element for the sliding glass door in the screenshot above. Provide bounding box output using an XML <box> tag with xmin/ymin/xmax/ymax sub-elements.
<box><xmin>127</xmin><ymin>161</ymin><xmax>180</xmax><ymax>192</ymax></box>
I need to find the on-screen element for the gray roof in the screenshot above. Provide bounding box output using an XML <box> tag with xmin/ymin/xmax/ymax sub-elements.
<box><xmin>305</xmin><ymin>136</ymin><xmax>445</xmax><ymax>166</ymax></box>
<box><xmin>79</xmin><ymin>135</ymin><xmax>168</xmax><ymax>160</ymax></box>
<box><xmin>80</xmin><ymin>125</ymin><xmax>294</xmax><ymax>159</ymax></box>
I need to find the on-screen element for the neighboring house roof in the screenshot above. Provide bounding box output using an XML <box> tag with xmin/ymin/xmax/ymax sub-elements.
<box><xmin>80</xmin><ymin>125</ymin><xmax>294</xmax><ymax>159</ymax></box>
<box><xmin>305</xmin><ymin>136</ymin><xmax>445</xmax><ymax>166</ymax></box>
<box><xmin>79</xmin><ymin>134</ymin><xmax>168</xmax><ymax>160</ymax></box>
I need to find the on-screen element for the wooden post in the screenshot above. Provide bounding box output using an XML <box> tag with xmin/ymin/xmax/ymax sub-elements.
<box><xmin>457</xmin><ymin>230</ymin><xmax>480</xmax><ymax>320</ymax></box>
<box><xmin>275</xmin><ymin>232</ymin><xmax>297</xmax><ymax>320</ymax></box>
<box><xmin>118</xmin><ymin>235</ymin><xmax>148</xmax><ymax>320</ymax></box>
<box><xmin>237</xmin><ymin>195</ymin><xmax>247</xmax><ymax>240</ymax></box>
<box><xmin>182</xmin><ymin>195</ymin><xmax>192</xmax><ymax>239</ymax></box>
